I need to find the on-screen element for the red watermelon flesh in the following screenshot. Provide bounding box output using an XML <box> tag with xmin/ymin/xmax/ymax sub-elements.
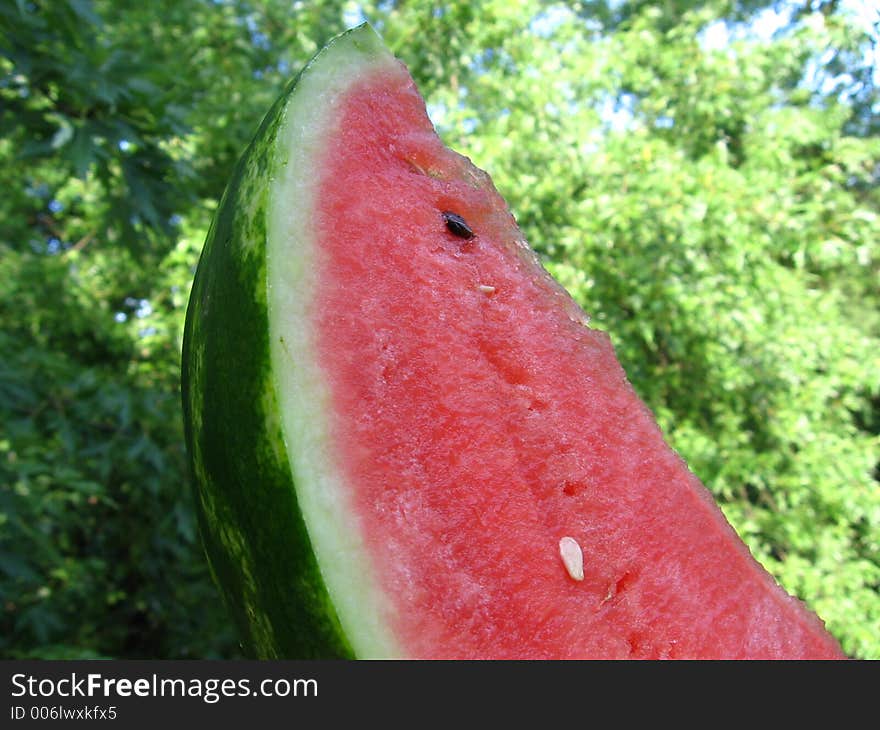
<box><xmin>312</xmin><ymin>67</ymin><xmax>845</xmax><ymax>659</ymax></box>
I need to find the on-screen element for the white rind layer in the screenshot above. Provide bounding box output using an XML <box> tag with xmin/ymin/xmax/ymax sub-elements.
<box><xmin>266</xmin><ymin>25</ymin><xmax>403</xmax><ymax>658</ymax></box>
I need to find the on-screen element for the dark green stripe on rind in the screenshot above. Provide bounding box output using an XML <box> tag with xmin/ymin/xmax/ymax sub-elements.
<box><xmin>181</xmin><ymin>27</ymin><xmax>384</xmax><ymax>659</ymax></box>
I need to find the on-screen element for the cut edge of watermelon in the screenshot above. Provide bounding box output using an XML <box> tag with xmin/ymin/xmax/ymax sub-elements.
<box><xmin>266</xmin><ymin>24</ymin><xmax>402</xmax><ymax>658</ymax></box>
<box><xmin>261</xmin><ymin>24</ymin><xmax>844</xmax><ymax>660</ymax></box>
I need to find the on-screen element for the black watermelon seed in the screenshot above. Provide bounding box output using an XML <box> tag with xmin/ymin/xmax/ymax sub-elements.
<box><xmin>442</xmin><ymin>211</ymin><xmax>474</xmax><ymax>240</ymax></box>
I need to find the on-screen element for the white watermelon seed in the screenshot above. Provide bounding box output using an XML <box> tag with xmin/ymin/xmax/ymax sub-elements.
<box><xmin>559</xmin><ymin>536</ymin><xmax>584</xmax><ymax>582</ymax></box>
<box><xmin>478</xmin><ymin>284</ymin><xmax>496</xmax><ymax>294</ymax></box>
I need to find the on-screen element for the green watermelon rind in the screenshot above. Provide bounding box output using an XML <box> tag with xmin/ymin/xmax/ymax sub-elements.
<box><xmin>181</xmin><ymin>24</ymin><xmax>394</xmax><ymax>659</ymax></box>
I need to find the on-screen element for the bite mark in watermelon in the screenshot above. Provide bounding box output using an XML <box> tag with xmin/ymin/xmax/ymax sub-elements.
<box><xmin>181</xmin><ymin>24</ymin><xmax>846</xmax><ymax>659</ymax></box>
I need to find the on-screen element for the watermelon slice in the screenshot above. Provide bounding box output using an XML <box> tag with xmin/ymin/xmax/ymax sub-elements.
<box><xmin>181</xmin><ymin>24</ymin><xmax>845</xmax><ymax>659</ymax></box>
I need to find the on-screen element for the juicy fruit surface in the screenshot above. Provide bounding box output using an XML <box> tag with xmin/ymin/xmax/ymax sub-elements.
<box><xmin>313</xmin><ymin>68</ymin><xmax>844</xmax><ymax>659</ymax></box>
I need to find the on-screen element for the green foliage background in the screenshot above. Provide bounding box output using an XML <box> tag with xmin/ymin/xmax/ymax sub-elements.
<box><xmin>1</xmin><ymin>0</ymin><xmax>877</xmax><ymax>658</ymax></box>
